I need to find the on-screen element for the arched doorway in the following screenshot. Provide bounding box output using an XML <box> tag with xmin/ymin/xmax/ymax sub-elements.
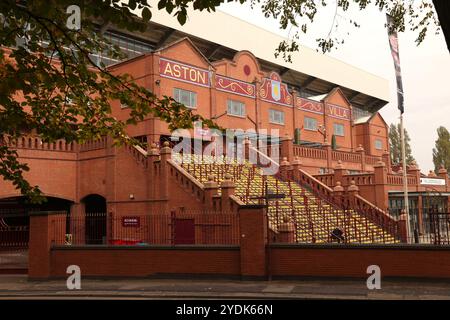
<box><xmin>82</xmin><ymin>194</ymin><xmax>107</xmax><ymax>245</ymax></box>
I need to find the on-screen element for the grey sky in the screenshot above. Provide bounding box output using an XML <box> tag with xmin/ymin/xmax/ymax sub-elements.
<box><xmin>219</xmin><ymin>1</ymin><xmax>450</xmax><ymax>172</ymax></box>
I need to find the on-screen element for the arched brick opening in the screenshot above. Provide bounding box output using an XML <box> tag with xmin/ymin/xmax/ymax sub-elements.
<box><xmin>81</xmin><ymin>194</ymin><xmax>107</xmax><ymax>245</ymax></box>
<box><xmin>0</xmin><ymin>196</ymin><xmax>73</xmax><ymax>270</ymax></box>
<box><xmin>0</xmin><ymin>196</ymin><xmax>72</xmax><ymax>226</ymax></box>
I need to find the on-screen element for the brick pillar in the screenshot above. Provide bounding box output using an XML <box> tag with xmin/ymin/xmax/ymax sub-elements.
<box><xmin>347</xmin><ymin>181</ymin><xmax>359</xmax><ymax>208</ymax></box>
<box><xmin>356</xmin><ymin>144</ymin><xmax>366</xmax><ymax>171</ymax></box>
<box><xmin>69</xmin><ymin>203</ymin><xmax>85</xmax><ymax>245</ymax></box>
<box><xmin>382</xmin><ymin>150</ymin><xmax>391</xmax><ymax>173</ymax></box>
<box><xmin>291</xmin><ymin>156</ymin><xmax>302</xmax><ymax>181</ymax></box>
<box><xmin>160</xmin><ymin>141</ymin><xmax>171</xmax><ymax>211</ymax></box>
<box><xmin>29</xmin><ymin>211</ymin><xmax>66</xmax><ymax>279</ymax></box>
<box><xmin>373</xmin><ymin>160</ymin><xmax>388</xmax><ymax>210</ymax></box>
<box><xmin>276</xmin><ymin>216</ymin><xmax>295</xmax><ymax>243</ymax></box>
<box><xmin>148</xmin><ymin>143</ymin><xmax>160</xmax><ymax>200</ymax></box>
<box><xmin>279</xmin><ymin>157</ymin><xmax>290</xmax><ymax>180</ymax></box>
<box><xmin>105</xmin><ymin>136</ymin><xmax>115</xmax><ymax>224</ymax></box>
<box><xmin>324</xmin><ymin>143</ymin><xmax>332</xmax><ymax>171</ymax></box>
<box><xmin>407</xmin><ymin>161</ymin><xmax>421</xmax><ymax>193</ymax></box>
<box><xmin>220</xmin><ymin>174</ymin><xmax>235</xmax><ymax>212</ymax></box>
<box><xmin>204</xmin><ymin>175</ymin><xmax>219</xmax><ymax>209</ymax></box>
<box><xmin>438</xmin><ymin>166</ymin><xmax>449</xmax><ymax>192</ymax></box>
<box><xmin>280</xmin><ymin>136</ymin><xmax>294</xmax><ymax>163</ymax></box>
<box><xmin>243</xmin><ymin>137</ymin><xmax>251</xmax><ymax>161</ymax></box>
<box><xmin>254</xmin><ymin>79</ymin><xmax>262</xmax><ymax>136</ymax></box>
<box><xmin>333</xmin><ymin>160</ymin><xmax>345</xmax><ymax>187</ymax></box>
<box><xmin>291</xmin><ymin>90</ymin><xmax>299</xmax><ymax>142</ymax></box>
<box><xmin>398</xmin><ymin>212</ymin><xmax>408</xmax><ymax>243</ymax></box>
<box><xmin>239</xmin><ymin>205</ymin><xmax>267</xmax><ymax>279</ymax></box>
<box><xmin>448</xmin><ymin>197</ymin><xmax>450</xmax><ymax>216</ymax></box>
<box><xmin>209</xmin><ymin>66</ymin><xmax>217</xmax><ymax>120</ymax></box>
<box><xmin>333</xmin><ymin>182</ymin><xmax>344</xmax><ymax>207</ymax></box>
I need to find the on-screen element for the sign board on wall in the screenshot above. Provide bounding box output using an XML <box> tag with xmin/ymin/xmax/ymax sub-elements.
<box><xmin>420</xmin><ymin>178</ymin><xmax>446</xmax><ymax>186</ymax></box>
<box><xmin>259</xmin><ymin>72</ymin><xmax>292</xmax><ymax>107</ymax></box>
<box><xmin>122</xmin><ymin>216</ymin><xmax>141</xmax><ymax>227</ymax></box>
<box><xmin>325</xmin><ymin>104</ymin><xmax>351</xmax><ymax>120</ymax></box>
<box><xmin>159</xmin><ymin>58</ymin><xmax>210</xmax><ymax>87</ymax></box>
<box><xmin>296</xmin><ymin>97</ymin><xmax>324</xmax><ymax>114</ymax></box>
<box><xmin>215</xmin><ymin>75</ymin><xmax>255</xmax><ymax>98</ymax></box>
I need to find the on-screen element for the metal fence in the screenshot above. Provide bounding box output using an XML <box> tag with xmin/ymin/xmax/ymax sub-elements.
<box><xmin>0</xmin><ymin>226</ymin><xmax>29</xmax><ymax>250</ymax></box>
<box><xmin>52</xmin><ymin>211</ymin><xmax>240</xmax><ymax>246</ymax></box>
<box><xmin>0</xmin><ymin>211</ymin><xmax>29</xmax><ymax>251</ymax></box>
<box><xmin>0</xmin><ymin>211</ymin><xmax>29</xmax><ymax>270</ymax></box>
<box><xmin>405</xmin><ymin>212</ymin><xmax>450</xmax><ymax>245</ymax></box>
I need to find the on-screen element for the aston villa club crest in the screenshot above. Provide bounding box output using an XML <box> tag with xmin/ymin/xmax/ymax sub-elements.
<box><xmin>259</xmin><ymin>72</ymin><xmax>292</xmax><ymax>106</ymax></box>
<box><xmin>271</xmin><ymin>79</ymin><xmax>281</xmax><ymax>101</ymax></box>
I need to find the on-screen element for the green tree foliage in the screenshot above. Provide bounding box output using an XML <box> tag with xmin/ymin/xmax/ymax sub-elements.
<box><xmin>389</xmin><ymin>123</ymin><xmax>400</xmax><ymax>165</ymax></box>
<box><xmin>432</xmin><ymin>126</ymin><xmax>450</xmax><ymax>174</ymax></box>
<box><xmin>389</xmin><ymin>123</ymin><xmax>415</xmax><ymax>165</ymax></box>
<box><xmin>0</xmin><ymin>0</ymin><xmax>218</xmax><ymax>201</ymax></box>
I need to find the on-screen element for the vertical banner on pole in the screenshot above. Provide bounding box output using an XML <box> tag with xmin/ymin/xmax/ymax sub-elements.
<box><xmin>387</xmin><ymin>14</ymin><xmax>405</xmax><ymax>114</ymax></box>
<box><xmin>387</xmin><ymin>13</ymin><xmax>410</xmax><ymax>241</ymax></box>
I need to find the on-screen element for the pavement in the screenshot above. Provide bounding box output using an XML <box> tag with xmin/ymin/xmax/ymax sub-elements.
<box><xmin>0</xmin><ymin>250</ymin><xmax>28</xmax><ymax>270</ymax></box>
<box><xmin>1</xmin><ymin>275</ymin><xmax>450</xmax><ymax>299</ymax></box>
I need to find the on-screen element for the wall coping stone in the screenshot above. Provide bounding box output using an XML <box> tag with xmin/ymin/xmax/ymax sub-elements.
<box><xmin>270</xmin><ymin>243</ymin><xmax>450</xmax><ymax>251</ymax></box>
<box><xmin>51</xmin><ymin>245</ymin><xmax>240</xmax><ymax>251</ymax></box>
<box><xmin>29</xmin><ymin>211</ymin><xmax>67</xmax><ymax>216</ymax></box>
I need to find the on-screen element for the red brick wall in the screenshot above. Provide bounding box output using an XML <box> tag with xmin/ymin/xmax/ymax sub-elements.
<box><xmin>367</xmin><ymin>113</ymin><xmax>389</xmax><ymax>156</ymax></box>
<box><xmin>214</xmin><ymin>92</ymin><xmax>256</xmax><ymax>132</ymax></box>
<box><xmin>29</xmin><ymin>210</ymin><xmax>450</xmax><ymax>280</ymax></box>
<box><xmin>29</xmin><ymin>212</ymin><xmax>67</xmax><ymax>279</ymax></box>
<box><xmin>50</xmin><ymin>246</ymin><xmax>240</xmax><ymax>277</ymax></box>
<box><xmin>324</xmin><ymin>90</ymin><xmax>353</xmax><ymax>152</ymax></box>
<box><xmin>1</xmin><ymin>39</ymin><xmax>393</xmax><ymax>208</ymax></box>
<box><xmin>270</xmin><ymin>244</ymin><xmax>450</xmax><ymax>279</ymax></box>
<box><xmin>259</xmin><ymin>102</ymin><xmax>293</xmax><ymax>138</ymax></box>
<box><xmin>296</xmin><ymin>110</ymin><xmax>325</xmax><ymax>144</ymax></box>
<box><xmin>47</xmin><ymin>243</ymin><xmax>450</xmax><ymax>279</ymax></box>
<box><xmin>354</xmin><ymin>113</ymin><xmax>389</xmax><ymax>157</ymax></box>
<box><xmin>0</xmin><ymin>148</ymin><xmax>77</xmax><ymax>201</ymax></box>
<box><xmin>239</xmin><ymin>205</ymin><xmax>267</xmax><ymax>278</ymax></box>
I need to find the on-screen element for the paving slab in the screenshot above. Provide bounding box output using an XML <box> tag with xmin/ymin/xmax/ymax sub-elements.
<box><xmin>2</xmin><ymin>275</ymin><xmax>450</xmax><ymax>299</ymax></box>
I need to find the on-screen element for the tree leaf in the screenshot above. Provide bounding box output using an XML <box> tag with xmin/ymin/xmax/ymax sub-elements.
<box><xmin>142</xmin><ymin>7</ymin><xmax>152</xmax><ymax>21</ymax></box>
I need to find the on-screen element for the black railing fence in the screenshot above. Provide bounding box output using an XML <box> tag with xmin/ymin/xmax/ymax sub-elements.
<box><xmin>52</xmin><ymin>211</ymin><xmax>240</xmax><ymax>246</ymax></box>
<box><xmin>0</xmin><ymin>211</ymin><xmax>29</xmax><ymax>251</ymax></box>
<box><xmin>404</xmin><ymin>211</ymin><xmax>450</xmax><ymax>245</ymax></box>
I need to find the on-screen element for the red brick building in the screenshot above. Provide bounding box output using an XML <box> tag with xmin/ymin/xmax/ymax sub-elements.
<box><xmin>1</xmin><ymin>18</ymin><xmax>449</xmax><ymax>247</ymax></box>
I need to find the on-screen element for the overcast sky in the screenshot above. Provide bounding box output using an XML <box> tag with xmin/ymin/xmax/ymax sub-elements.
<box><xmin>219</xmin><ymin>1</ymin><xmax>450</xmax><ymax>173</ymax></box>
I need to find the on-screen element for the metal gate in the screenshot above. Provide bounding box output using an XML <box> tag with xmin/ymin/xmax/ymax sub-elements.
<box><xmin>0</xmin><ymin>210</ymin><xmax>29</xmax><ymax>271</ymax></box>
<box><xmin>429</xmin><ymin>211</ymin><xmax>450</xmax><ymax>245</ymax></box>
<box><xmin>173</xmin><ymin>218</ymin><xmax>195</xmax><ymax>244</ymax></box>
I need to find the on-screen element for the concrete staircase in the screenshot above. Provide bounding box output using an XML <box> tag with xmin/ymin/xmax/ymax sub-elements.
<box><xmin>173</xmin><ymin>154</ymin><xmax>400</xmax><ymax>244</ymax></box>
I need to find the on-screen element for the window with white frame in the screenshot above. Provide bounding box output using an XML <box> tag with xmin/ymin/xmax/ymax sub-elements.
<box><xmin>333</xmin><ymin>123</ymin><xmax>345</xmax><ymax>136</ymax></box>
<box><xmin>173</xmin><ymin>88</ymin><xmax>197</xmax><ymax>109</ymax></box>
<box><xmin>227</xmin><ymin>99</ymin><xmax>246</xmax><ymax>117</ymax></box>
<box><xmin>374</xmin><ymin>139</ymin><xmax>383</xmax><ymax>150</ymax></box>
<box><xmin>304</xmin><ymin>117</ymin><xmax>318</xmax><ymax>131</ymax></box>
<box><xmin>269</xmin><ymin>109</ymin><xmax>285</xmax><ymax>125</ymax></box>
